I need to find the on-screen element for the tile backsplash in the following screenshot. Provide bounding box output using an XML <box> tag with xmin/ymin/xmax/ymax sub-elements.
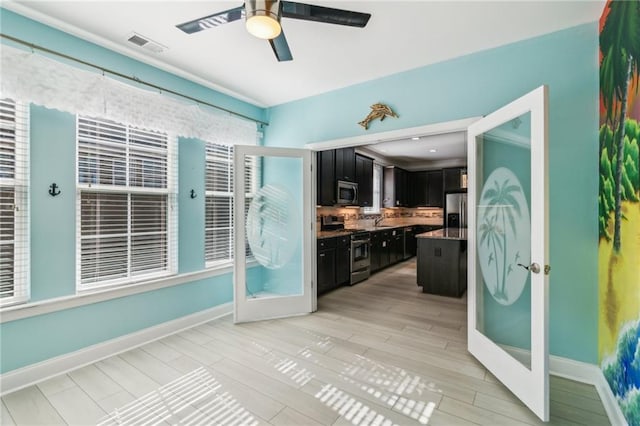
<box><xmin>317</xmin><ymin>206</ymin><xmax>443</xmax><ymax>228</ymax></box>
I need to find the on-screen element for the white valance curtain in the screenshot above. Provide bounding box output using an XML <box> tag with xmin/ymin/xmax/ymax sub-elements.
<box><xmin>0</xmin><ymin>44</ymin><xmax>257</xmax><ymax>145</ymax></box>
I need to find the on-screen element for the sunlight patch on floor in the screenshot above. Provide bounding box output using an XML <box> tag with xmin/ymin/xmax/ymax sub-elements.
<box><xmin>97</xmin><ymin>367</ymin><xmax>260</xmax><ymax>426</ymax></box>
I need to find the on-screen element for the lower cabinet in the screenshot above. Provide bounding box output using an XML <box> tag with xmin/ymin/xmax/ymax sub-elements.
<box><xmin>371</xmin><ymin>230</ymin><xmax>391</xmax><ymax>272</ymax></box>
<box><xmin>417</xmin><ymin>237</ymin><xmax>467</xmax><ymax>297</ymax></box>
<box><xmin>317</xmin><ymin>238</ymin><xmax>336</xmax><ymax>295</ymax></box>
<box><xmin>317</xmin><ymin>235</ymin><xmax>351</xmax><ymax>294</ymax></box>
<box><xmin>335</xmin><ymin>236</ymin><xmax>351</xmax><ymax>286</ymax></box>
<box><xmin>390</xmin><ymin>229</ymin><xmax>404</xmax><ymax>264</ymax></box>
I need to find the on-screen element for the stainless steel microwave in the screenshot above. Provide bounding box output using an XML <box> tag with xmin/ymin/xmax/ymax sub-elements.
<box><xmin>337</xmin><ymin>180</ymin><xmax>358</xmax><ymax>205</ymax></box>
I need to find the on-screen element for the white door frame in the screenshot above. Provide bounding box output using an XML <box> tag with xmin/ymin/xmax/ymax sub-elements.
<box><xmin>467</xmin><ymin>85</ymin><xmax>549</xmax><ymax>421</ymax></box>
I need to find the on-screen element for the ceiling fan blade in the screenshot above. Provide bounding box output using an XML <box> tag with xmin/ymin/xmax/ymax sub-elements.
<box><xmin>269</xmin><ymin>30</ymin><xmax>293</xmax><ymax>62</ymax></box>
<box><xmin>281</xmin><ymin>1</ymin><xmax>371</xmax><ymax>27</ymax></box>
<box><xmin>176</xmin><ymin>6</ymin><xmax>245</xmax><ymax>34</ymax></box>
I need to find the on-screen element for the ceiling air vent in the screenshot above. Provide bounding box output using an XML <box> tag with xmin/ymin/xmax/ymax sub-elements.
<box><xmin>126</xmin><ymin>32</ymin><xmax>167</xmax><ymax>54</ymax></box>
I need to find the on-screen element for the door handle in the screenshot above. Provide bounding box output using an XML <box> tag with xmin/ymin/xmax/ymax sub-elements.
<box><xmin>517</xmin><ymin>262</ymin><xmax>541</xmax><ymax>274</ymax></box>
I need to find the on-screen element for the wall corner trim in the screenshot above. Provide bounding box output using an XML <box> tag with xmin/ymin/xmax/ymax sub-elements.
<box><xmin>549</xmin><ymin>354</ymin><xmax>627</xmax><ymax>426</ymax></box>
<box><xmin>0</xmin><ymin>302</ymin><xmax>233</xmax><ymax>396</ymax></box>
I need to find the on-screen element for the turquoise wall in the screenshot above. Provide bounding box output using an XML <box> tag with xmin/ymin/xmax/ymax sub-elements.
<box><xmin>264</xmin><ymin>23</ymin><xmax>600</xmax><ymax>363</ymax></box>
<box><xmin>178</xmin><ymin>137</ymin><xmax>206</xmax><ymax>274</ymax></box>
<box><xmin>30</xmin><ymin>106</ymin><xmax>77</xmax><ymax>300</ymax></box>
<box><xmin>0</xmin><ymin>9</ymin><xmax>265</xmax><ymax>374</ymax></box>
<box><xmin>0</xmin><ymin>276</ymin><xmax>233</xmax><ymax>372</ymax></box>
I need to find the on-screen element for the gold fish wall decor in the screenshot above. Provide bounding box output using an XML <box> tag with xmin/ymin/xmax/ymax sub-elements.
<box><xmin>358</xmin><ymin>103</ymin><xmax>398</xmax><ymax>130</ymax></box>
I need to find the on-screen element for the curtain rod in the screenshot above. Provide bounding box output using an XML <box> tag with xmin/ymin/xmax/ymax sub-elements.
<box><xmin>0</xmin><ymin>33</ymin><xmax>268</xmax><ymax>126</ymax></box>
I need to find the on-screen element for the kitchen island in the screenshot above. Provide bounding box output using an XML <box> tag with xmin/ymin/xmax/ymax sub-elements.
<box><xmin>416</xmin><ymin>227</ymin><xmax>467</xmax><ymax>297</ymax></box>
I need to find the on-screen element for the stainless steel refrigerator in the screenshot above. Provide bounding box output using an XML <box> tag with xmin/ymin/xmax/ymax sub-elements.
<box><xmin>445</xmin><ymin>191</ymin><xmax>467</xmax><ymax>228</ymax></box>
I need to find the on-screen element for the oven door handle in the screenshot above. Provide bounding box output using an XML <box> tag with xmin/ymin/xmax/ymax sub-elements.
<box><xmin>351</xmin><ymin>239</ymin><xmax>370</xmax><ymax>245</ymax></box>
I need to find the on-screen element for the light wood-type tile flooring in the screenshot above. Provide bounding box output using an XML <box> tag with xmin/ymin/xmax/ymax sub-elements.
<box><xmin>1</xmin><ymin>259</ymin><xmax>610</xmax><ymax>425</ymax></box>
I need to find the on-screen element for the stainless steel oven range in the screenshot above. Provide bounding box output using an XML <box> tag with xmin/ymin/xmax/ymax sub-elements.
<box><xmin>350</xmin><ymin>230</ymin><xmax>371</xmax><ymax>285</ymax></box>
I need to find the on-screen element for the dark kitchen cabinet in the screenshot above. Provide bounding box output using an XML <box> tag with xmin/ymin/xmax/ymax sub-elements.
<box><xmin>390</xmin><ymin>228</ymin><xmax>404</xmax><ymax>264</ymax></box>
<box><xmin>317</xmin><ymin>147</ymin><xmax>358</xmax><ymax>206</ymax></box>
<box><xmin>335</xmin><ymin>147</ymin><xmax>356</xmax><ymax>182</ymax></box>
<box><xmin>317</xmin><ymin>150</ymin><xmax>336</xmax><ymax>206</ymax></box>
<box><xmin>417</xmin><ymin>236</ymin><xmax>467</xmax><ymax>297</ymax></box>
<box><xmin>355</xmin><ymin>154</ymin><xmax>373</xmax><ymax>207</ymax></box>
<box><xmin>335</xmin><ymin>236</ymin><xmax>351</xmax><ymax>286</ymax></box>
<box><xmin>411</xmin><ymin>171</ymin><xmax>428</xmax><ymax>206</ymax></box>
<box><xmin>443</xmin><ymin>167</ymin><xmax>467</xmax><ymax>193</ymax></box>
<box><xmin>317</xmin><ymin>236</ymin><xmax>350</xmax><ymax>294</ymax></box>
<box><xmin>370</xmin><ymin>232</ymin><xmax>381</xmax><ymax>272</ymax></box>
<box><xmin>317</xmin><ymin>238</ymin><xmax>336</xmax><ymax>294</ymax></box>
<box><xmin>371</xmin><ymin>229</ymin><xmax>391</xmax><ymax>272</ymax></box>
<box><xmin>383</xmin><ymin>167</ymin><xmax>409</xmax><ymax>207</ymax></box>
<box><xmin>410</xmin><ymin>170</ymin><xmax>443</xmax><ymax>207</ymax></box>
<box><xmin>404</xmin><ymin>227</ymin><xmax>418</xmax><ymax>258</ymax></box>
<box><xmin>427</xmin><ymin>170</ymin><xmax>444</xmax><ymax>207</ymax></box>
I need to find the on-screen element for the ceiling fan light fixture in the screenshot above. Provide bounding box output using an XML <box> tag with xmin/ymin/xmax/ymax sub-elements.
<box><xmin>245</xmin><ymin>0</ymin><xmax>282</xmax><ymax>39</ymax></box>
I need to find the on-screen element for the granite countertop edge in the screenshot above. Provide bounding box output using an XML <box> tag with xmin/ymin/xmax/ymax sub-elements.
<box><xmin>317</xmin><ymin>223</ymin><xmax>444</xmax><ymax>239</ymax></box>
<box><xmin>416</xmin><ymin>227</ymin><xmax>468</xmax><ymax>240</ymax></box>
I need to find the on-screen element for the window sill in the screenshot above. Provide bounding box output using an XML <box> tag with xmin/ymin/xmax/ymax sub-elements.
<box><xmin>0</xmin><ymin>266</ymin><xmax>234</xmax><ymax>324</ymax></box>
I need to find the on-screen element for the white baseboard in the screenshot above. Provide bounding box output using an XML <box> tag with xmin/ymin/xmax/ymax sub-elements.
<box><xmin>549</xmin><ymin>355</ymin><xmax>627</xmax><ymax>426</ymax></box>
<box><xmin>0</xmin><ymin>302</ymin><xmax>233</xmax><ymax>396</ymax></box>
<box><xmin>504</xmin><ymin>346</ymin><xmax>626</xmax><ymax>425</ymax></box>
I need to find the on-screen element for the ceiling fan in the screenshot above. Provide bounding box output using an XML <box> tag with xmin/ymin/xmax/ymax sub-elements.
<box><xmin>176</xmin><ymin>0</ymin><xmax>371</xmax><ymax>62</ymax></box>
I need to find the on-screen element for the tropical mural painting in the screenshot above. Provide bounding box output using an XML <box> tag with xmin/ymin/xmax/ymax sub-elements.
<box><xmin>598</xmin><ymin>0</ymin><xmax>640</xmax><ymax>424</ymax></box>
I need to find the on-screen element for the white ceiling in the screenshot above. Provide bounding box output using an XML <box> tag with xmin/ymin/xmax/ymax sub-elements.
<box><xmin>359</xmin><ymin>131</ymin><xmax>467</xmax><ymax>170</ymax></box>
<box><xmin>5</xmin><ymin>1</ymin><xmax>604</xmax><ymax>108</ymax></box>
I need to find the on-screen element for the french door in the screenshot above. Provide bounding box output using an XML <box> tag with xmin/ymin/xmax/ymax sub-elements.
<box><xmin>467</xmin><ymin>86</ymin><xmax>549</xmax><ymax>421</ymax></box>
<box><xmin>233</xmin><ymin>145</ymin><xmax>314</xmax><ymax>323</ymax></box>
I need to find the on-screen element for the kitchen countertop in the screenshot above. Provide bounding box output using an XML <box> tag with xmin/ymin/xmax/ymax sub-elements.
<box><xmin>318</xmin><ymin>223</ymin><xmax>444</xmax><ymax>239</ymax></box>
<box><xmin>416</xmin><ymin>227</ymin><xmax>468</xmax><ymax>240</ymax></box>
<box><xmin>317</xmin><ymin>230</ymin><xmax>353</xmax><ymax>239</ymax></box>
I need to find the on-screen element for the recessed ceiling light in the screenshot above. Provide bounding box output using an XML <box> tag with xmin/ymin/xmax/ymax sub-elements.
<box><xmin>411</xmin><ymin>137</ymin><xmax>420</xmax><ymax>141</ymax></box>
<box><xmin>429</xmin><ymin>149</ymin><xmax>437</xmax><ymax>153</ymax></box>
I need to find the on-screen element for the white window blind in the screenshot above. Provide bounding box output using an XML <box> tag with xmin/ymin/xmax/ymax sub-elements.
<box><xmin>0</xmin><ymin>98</ymin><xmax>29</xmax><ymax>306</ymax></box>
<box><xmin>205</xmin><ymin>143</ymin><xmax>259</xmax><ymax>266</ymax></box>
<box><xmin>77</xmin><ymin>116</ymin><xmax>177</xmax><ymax>291</ymax></box>
<box><xmin>364</xmin><ymin>163</ymin><xmax>383</xmax><ymax>214</ymax></box>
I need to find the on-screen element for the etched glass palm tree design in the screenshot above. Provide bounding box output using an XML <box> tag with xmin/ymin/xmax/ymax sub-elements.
<box><xmin>485</xmin><ymin>179</ymin><xmax>521</xmax><ymax>301</ymax></box>
<box><xmin>477</xmin><ymin>167</ymin><xmax>530</xmax><ymax>306</ymax></box>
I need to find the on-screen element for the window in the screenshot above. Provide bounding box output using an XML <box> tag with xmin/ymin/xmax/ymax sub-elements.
<box><xmin>77</xmin><ymin>116</ymin><xmax>177</xmax><ymax>290</ymax></box>
<box><xmin>364</xmin><ymin>163</ymin><xmax>383</xmax><ymax>214</ymax></box>
<box><xmin>0</xmin><ymin>98</ymin><xmax>29</xmax><ymax>306</ymax></box>
<box><xmin>205</xmin><ymin>143</ymin><xmax>259</xmax><ymax>266</ymax></box>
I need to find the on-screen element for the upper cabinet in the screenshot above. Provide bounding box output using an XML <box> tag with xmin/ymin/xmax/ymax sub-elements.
<box><xmin>317</xmin><ymin>149</ymin><xmax>336</xmax><ymax>206</ymax></box>
<box><xmin>355</xmin><ymin>154</ymin><xmax>373</xmax><ymax>207</ymax></box>
<box><xmin>427</xmin><ymin>170</ymin><xmax>443</xmax><ymax>207</ymax></box>
<box><xmin>411</xmin><ymin>171</ymin><xmax>428</xmax><ymax>206</ymax></box>
<box><xmin>335</xmin><ymin>147</ymin><xmax>356</xmax><ymax>182</ymax></box>
<box><xmin>411</xmin><ymin>170</ymin><xmax>444</xmax><ymax>207</ymax></box>
<box><xmin>317</xmin><ymin>147</ymin><xmax>363</xmax><ymax>206</ymax></box>
<box><xmin>443</xmin><ymin>167</ymin><xmax>467</xmax><ymax>193</ymax></box>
